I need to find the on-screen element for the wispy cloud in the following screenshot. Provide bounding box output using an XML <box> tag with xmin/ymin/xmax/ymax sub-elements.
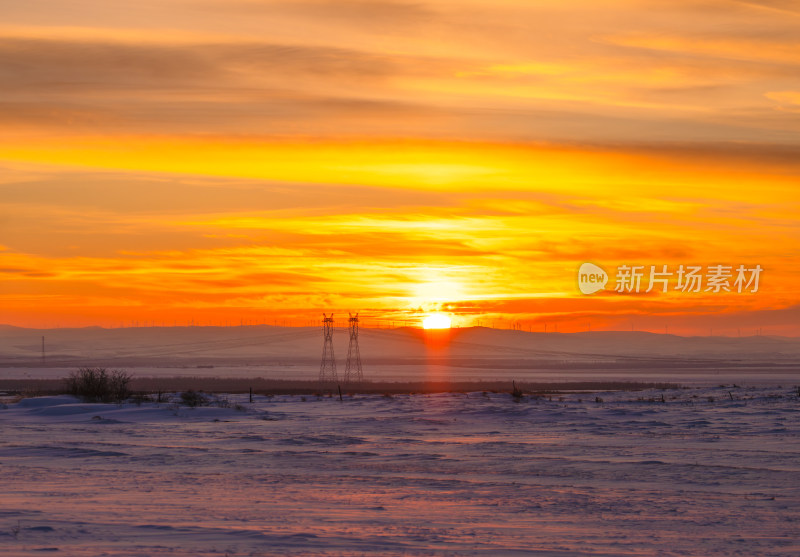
<box><xmin>0</xmin><ymin>1</ymin><xmax>798</xmax><ymax>331</ymax></box>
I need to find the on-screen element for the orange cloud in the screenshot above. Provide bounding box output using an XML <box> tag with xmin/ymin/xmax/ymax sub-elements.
<box><xmin>0</xmin><ymin>1</ymin><xmax>798</xmax><ymax>333</ymax></box>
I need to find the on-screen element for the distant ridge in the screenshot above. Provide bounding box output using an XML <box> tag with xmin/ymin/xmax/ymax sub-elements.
<box><xmin>2</xmin><ymin>325</ymin><xmax>799</xmax><ymax>366</ymax></box>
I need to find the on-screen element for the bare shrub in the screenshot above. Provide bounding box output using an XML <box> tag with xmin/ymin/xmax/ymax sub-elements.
<box><xmin>65</xmin><ymin>368</ymin><xmax>132</xmax><ymax>402</ymax></box>
<box><xmin>180</xmin><ymin>390</ymin><xmax>208</xmax><ymax>407</ymax></box>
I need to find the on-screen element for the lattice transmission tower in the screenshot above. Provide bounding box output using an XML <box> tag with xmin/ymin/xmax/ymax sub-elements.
<box><xmin>319</xmin><ymin>313</ymin><xmax>338</xmax><ymax>385</ymax></box>
<box><xmin>344</xmin><ymin>312</ymin><xmax>363</xmax><ymax>384</ymax></box>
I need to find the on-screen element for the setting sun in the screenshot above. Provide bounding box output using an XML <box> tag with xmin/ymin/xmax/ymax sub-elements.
<box><xmin>422</xmin><ymin>314</ymin><xmax>452</xmax><ymax>329</ymax></box>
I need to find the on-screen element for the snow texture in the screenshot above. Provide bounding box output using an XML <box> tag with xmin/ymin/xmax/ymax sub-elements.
<box><xmin>1</xmin><ymin>387</ymin><xmax>798</xmax><ymax>555</ymax></box>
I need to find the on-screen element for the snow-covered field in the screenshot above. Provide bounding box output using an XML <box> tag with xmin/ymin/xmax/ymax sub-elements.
<box><xmin>1</xmin><ymin>387</ymin><xmax>798</xmax><ymax>556</ymax></box>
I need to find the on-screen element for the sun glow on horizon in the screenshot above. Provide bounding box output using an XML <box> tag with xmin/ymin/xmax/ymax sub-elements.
<box><xmin>423</xmin><ymin>314</ymin><xmax>452</xmax><ymax>329</ymax></box>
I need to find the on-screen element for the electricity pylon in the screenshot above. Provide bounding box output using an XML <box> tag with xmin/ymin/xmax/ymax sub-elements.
<box><xmin>344</xmin><ymin>312</ymin><xmax>363</xmax><ymax>384</ymax></box>
<box><xmin>319</xmin><ymin>313</ymin><xmax>337</xmax><ymax>385</ymax></box>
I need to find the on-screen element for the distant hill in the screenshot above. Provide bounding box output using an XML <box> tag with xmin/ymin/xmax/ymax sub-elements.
<box><xmin>1</xmin><ymin>325</ymin><xmax>798</xmax><ymax>367</ymax></box>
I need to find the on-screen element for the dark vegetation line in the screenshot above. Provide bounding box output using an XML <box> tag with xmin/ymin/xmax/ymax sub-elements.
<box><xmin>0</xmin><ymin>371</ymin><xmax>681</xmax><ymax>398</ymax></box>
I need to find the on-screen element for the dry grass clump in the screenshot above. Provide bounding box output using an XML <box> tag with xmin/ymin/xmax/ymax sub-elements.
<box><xmin>179</xmin><ymin>390</ymin><xmax>209</xmax><ymax>407</ymax></box>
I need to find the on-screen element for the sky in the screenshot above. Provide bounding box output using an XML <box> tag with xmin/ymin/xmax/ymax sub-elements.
<box><xmin>1</xmin><ymin>0</ymin><xmax>799</xmax><ymax>334</ymax></box>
